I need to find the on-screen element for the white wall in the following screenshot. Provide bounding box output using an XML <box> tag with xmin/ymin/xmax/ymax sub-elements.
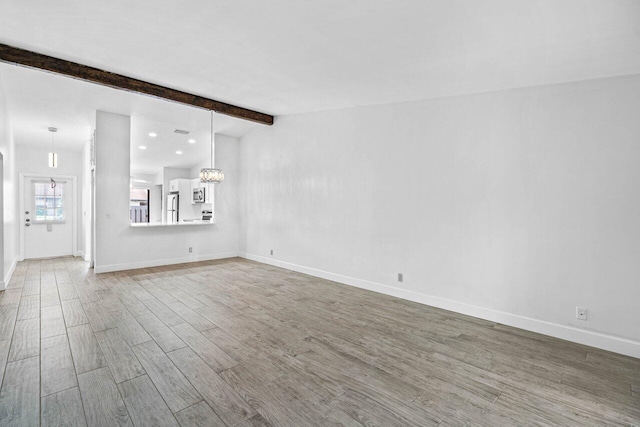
<box><xmin>15</xmin><ymin>145</ymin><xmax>84</xmax><ymax>257</ymax></box>
<box><xmin>94</xmin><ymin>111</ymin><xmax>241</xmax><ymax>273</ymax></box>
<box><xmin>189</xmin><ymin>134</ymin><xmax>237</xmax><ymax>223</ymax></box>
<box><xmin>0</xmin><ymin>74</ymin><xmax>17</xmax><ymax>287</ymax></box>
<box><xmin>15</xmin><ymin>145</ymin><xmax>83</xmax><ymax>179</ymax></box>
<box><xmin>0</xmin><ymin>152</ymin><xmax>3</xmax><ymax>284</ymax></box>
<box><xmin>150</xmin><ymin>170</ymin><xmax>164</xmax><ymax>223</ymax></box>
<box><xmin>81</xmin><ymin>138</ymin><xmax>92</xmax><ymax>260</ymax></box>
<box><xmin>149</xmin><ymin>184</ymin><xmax>162</xmax><ymax>224</ymax></box>
<box><xmin>240</xmin><ymin>75</ymin><xmax>640</xmax><ymax>357</ymax></box>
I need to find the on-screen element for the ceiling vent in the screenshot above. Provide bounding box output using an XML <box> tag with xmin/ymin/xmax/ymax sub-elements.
<box><xmin>174</xmin><ymin>129</ymin><xmax>190</xmax><ymax>135</ymax></box>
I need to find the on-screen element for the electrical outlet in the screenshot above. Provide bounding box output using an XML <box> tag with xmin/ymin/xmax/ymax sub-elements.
<box><xmin>188</xmin><ymin>247</ymin><xmax>193</xmax><ymax>253</ymax></box>
<box><xmin>270</xmin><ymin>249</ymin><xmax>274</xmax><ymax>255</ymax></box>
<box><xmin>576</xmin><ymin>306</ymin><xmax>587</xmax><ymax>321</ymax></box>
<box><xmin>398</xmin><ymin>273</ymin><xmax>403</xmax><ymax>282</ymax></box>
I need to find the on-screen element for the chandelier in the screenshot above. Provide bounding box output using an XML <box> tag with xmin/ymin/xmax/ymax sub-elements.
<box><xmin>200</xmin><ymin>111</ymin><xmax>224</xmax><ymax>183</ymax></box>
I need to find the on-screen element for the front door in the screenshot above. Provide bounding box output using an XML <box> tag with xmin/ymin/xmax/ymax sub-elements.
<box><xmin>23</xmin><ymin>176</ymin><xmax>73</xmax><ymax>259</ymax></box>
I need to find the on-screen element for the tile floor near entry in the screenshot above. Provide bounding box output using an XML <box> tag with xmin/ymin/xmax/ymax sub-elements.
<box><xmin>0</xmin><ymin>257</ymin><xmax>638</xmax><ymax>426</ymax></box>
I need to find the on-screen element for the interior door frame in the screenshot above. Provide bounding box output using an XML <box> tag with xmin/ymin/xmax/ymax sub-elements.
<box><xmin>0</xmin><ymin>153</ymin><xmax>4</xmax><ymax>287</ymax></box>
<box><xmin>19</xmin><ymin>173</ymin><xmax>78</xmax><ymax>261</ymax></box>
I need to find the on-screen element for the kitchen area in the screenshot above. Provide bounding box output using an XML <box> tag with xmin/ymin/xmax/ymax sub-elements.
<box><xmin>128</xmin><ymin>115</ymin><xmax>221</xmax><ymax>228</ymax></box>
<box><xmin>130</xmin><ymin>169</ymin><xmax>217</xmax><ymax>227</ymax></box>
<box><xmin>164</xmin><ymin>177</ymin><xmax>213</xmax><ymax>225</ymax></box>
<box><xmin>95</xmin><ymin>108</ymin><xmax>241</xmax><ymax>273</ymax></box>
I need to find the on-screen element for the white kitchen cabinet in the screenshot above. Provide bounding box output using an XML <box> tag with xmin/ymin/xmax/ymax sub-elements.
<box><xmin>169</xmin><ymin>179</ymin><xmax>190</xmax><ymax>195</ymax></box>
<box><xmin>168</xmin><ymin>179</ymin><xmax>181</xmax><ymax>193</ymax></box>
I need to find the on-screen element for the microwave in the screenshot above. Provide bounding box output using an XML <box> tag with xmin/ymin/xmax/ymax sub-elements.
<box><xmin>192</xmin><ymin>187</ymin><xmax>205</xmax><ymax>203</ymax></box>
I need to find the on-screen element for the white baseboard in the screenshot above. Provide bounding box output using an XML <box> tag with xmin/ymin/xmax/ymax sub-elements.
<box><xmin>240</xmin><ymin>252</ymin><xmax>640</xmax><ymax>359</ymax></box>
<box><xmin>94</xmin><ymin>252</ymin><xmax>239</xmax><ymax>274</ymax></box>
<box><xmin>2</xmin><ymin>256</ymin><xmax>19</xmax><ymax>290</ymax></box>
<box><xmin>75</xmin><ymin>251</ymin><xmax>91</xmax><ymax>262</ymax></box>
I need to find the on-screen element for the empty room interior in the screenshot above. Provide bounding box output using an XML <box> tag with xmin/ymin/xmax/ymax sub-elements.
<box><xmin>0</xmin><ymin>1</ymin><xmax>639</xmax><ymax>426</ymax></box>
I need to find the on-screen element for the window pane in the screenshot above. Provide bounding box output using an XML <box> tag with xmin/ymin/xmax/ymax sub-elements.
<box><xmin>34</xmin><ymin>182</ymin><xmax>65</xmax><ymax>222</ymax></box>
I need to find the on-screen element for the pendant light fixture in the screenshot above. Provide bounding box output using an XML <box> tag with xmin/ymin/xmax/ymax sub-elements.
<box><xmin>48</xmin><ymin>127</ymin><xmax>58</xmax><ymax>168</ymax></box>
<box><xmin>200</xmin><ymin>111</ymin><xmax>224</xmax><ymax>183</ymax></box>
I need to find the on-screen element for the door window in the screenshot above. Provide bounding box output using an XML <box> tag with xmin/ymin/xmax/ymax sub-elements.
<box><xmin>34</xmin><ymin>182</ymin><xmax>65</xmax><ymax>222</ymax></box>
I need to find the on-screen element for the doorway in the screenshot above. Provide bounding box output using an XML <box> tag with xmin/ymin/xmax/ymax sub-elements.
<box><xmin>20</xmin><ymin>174</ymin><xmax>77</xmax><ymax>260</ymax></box>
<box><xmin>130</xmin><ymin>188</ymin><xmax>150</xmax><ymax>223</ymax></box>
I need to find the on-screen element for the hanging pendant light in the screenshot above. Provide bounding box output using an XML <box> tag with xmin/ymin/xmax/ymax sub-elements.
<box><xmin>200</xmin><ymin>111</ymin><xmax>224</xmax><ymax>183</ymax></box>
<box><xmin>48</xmin><ymin>127</ymin><xmax>58</xmax><ymax>168</ymax></box>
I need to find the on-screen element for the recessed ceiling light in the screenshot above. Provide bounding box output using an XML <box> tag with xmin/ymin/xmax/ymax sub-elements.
<box><xmin>139</xmin><ymin>146</ymin><xmax>146</xmax><ymax>150</ymax></box>
<box><xmin>188</xmin><ymin>139</ymin><xmax>196</xmax><ymax>144</ymax></box>
<box><xmin>148</xmin><ymin>132</ymin><xmax>157</xmax><ymax>137</ymax></box>
<box><xmin>176</xmin><ymin>150</ymin><xmax>183</xmax><ymax>155</ymax></box>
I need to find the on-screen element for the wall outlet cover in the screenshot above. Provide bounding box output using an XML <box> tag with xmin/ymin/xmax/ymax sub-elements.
<box><xmin>576</xmin><ymin>306</ymin><xmax>588</xmax><ymax>321</ymax></box>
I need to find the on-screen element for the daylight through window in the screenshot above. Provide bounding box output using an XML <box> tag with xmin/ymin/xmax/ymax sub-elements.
<box><xmin>34</xmin><ymin>182</ymin><xmax>65</xmax><ymax>221</ymax></box>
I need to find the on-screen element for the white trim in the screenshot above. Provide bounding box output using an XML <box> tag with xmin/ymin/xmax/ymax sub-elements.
<box><xmin>1</xmin><ymin>256</ymin><xmax>18</xmax><ymax>290</ymax></box>
<box><xmin>19</xmin><ymin>173</ymin><xmax>78</xmax><ymax>261</ymax></box>
<box><xmin>94</xmin><ymin>252</ymin><xmax>239</xmax><ymax>274</ymax></box>
<box><xmin>240</xmin><ymin>252</ymin><xmax>640</xmax><ymax>359</ymax></box>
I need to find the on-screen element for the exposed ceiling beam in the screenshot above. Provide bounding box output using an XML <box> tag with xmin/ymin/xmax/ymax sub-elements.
<box><xmin>0</xmin><ymin>43</ymin><xmax>274</xmax><ymax>125</ymax></box>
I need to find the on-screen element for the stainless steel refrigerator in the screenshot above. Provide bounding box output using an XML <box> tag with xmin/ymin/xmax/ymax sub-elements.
<box><xmin>167</xmin><ymin>193</ymin><xmax>179</xmax><ymax>224</ymax></box>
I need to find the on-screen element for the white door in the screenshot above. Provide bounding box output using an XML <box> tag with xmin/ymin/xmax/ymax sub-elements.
<box><xmin>23</xmin><ymin>177</ymin><xmax>73</xmax><ymax>259</ymax></box>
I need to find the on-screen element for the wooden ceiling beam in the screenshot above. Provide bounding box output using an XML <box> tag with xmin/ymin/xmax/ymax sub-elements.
<box><xmin>0</xmin><ymin>43</ymin><xmax>274</xmax><ymax>125</ymax></box>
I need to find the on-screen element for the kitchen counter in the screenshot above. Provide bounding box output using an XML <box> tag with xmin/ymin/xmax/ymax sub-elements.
<box><xmin>130</xmin><ymin>220</ymin><xmax>216</xmax><ymax>228</ymax></box>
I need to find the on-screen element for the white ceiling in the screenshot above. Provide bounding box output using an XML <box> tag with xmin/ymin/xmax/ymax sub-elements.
<box><xmin>130</xmin><ymin>115</ymin><xmax>217</xmax><ymax>175</ymax></box>
<box><xmin>0</xmin><ymin>62</ymin><xmax>259</xmax><ymax>160</ymax></box>
<box><xmin>1</xmin><ymin>0</ymin><xmax>639</xmax><ymax>117</ymax></box>
<box><xmin>1</xmin><ymin>0</ymin><xmax>639</xmax><ymax>165</ymax></box>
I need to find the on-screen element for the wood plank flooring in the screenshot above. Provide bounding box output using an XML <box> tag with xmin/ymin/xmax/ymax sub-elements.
<box><xmin>0</xmin><ymin>256</ymin><xmax>638</xmax><ymax>426</ymax></box>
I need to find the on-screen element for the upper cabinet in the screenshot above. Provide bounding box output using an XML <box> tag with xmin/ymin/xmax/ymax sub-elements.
<box><xmin>190</xmin><ymin>179</ymin><xmax>200</xmax><ymax>194</ymax></box>
<box><xmin>168</xmin><ymin>179</ymin><xmax>192</xmax><ymax>203</ymax></box>
<box><xmin>168</xmin><ymin>179</ymin><xmax>180</xmax><ymax>193</ymax></box>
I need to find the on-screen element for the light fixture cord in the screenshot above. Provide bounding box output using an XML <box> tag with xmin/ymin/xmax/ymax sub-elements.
<box><xmin>210</xmin><ymin>110</ymin><xmax>214</xmax><ymax>169</ymax></box>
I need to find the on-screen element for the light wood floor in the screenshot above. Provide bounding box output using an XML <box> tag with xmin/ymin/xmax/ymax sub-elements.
<box><xmin>0</xmin><ymin>257</ymin><xmax>638</xmax><ymax>426</ymax></box>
